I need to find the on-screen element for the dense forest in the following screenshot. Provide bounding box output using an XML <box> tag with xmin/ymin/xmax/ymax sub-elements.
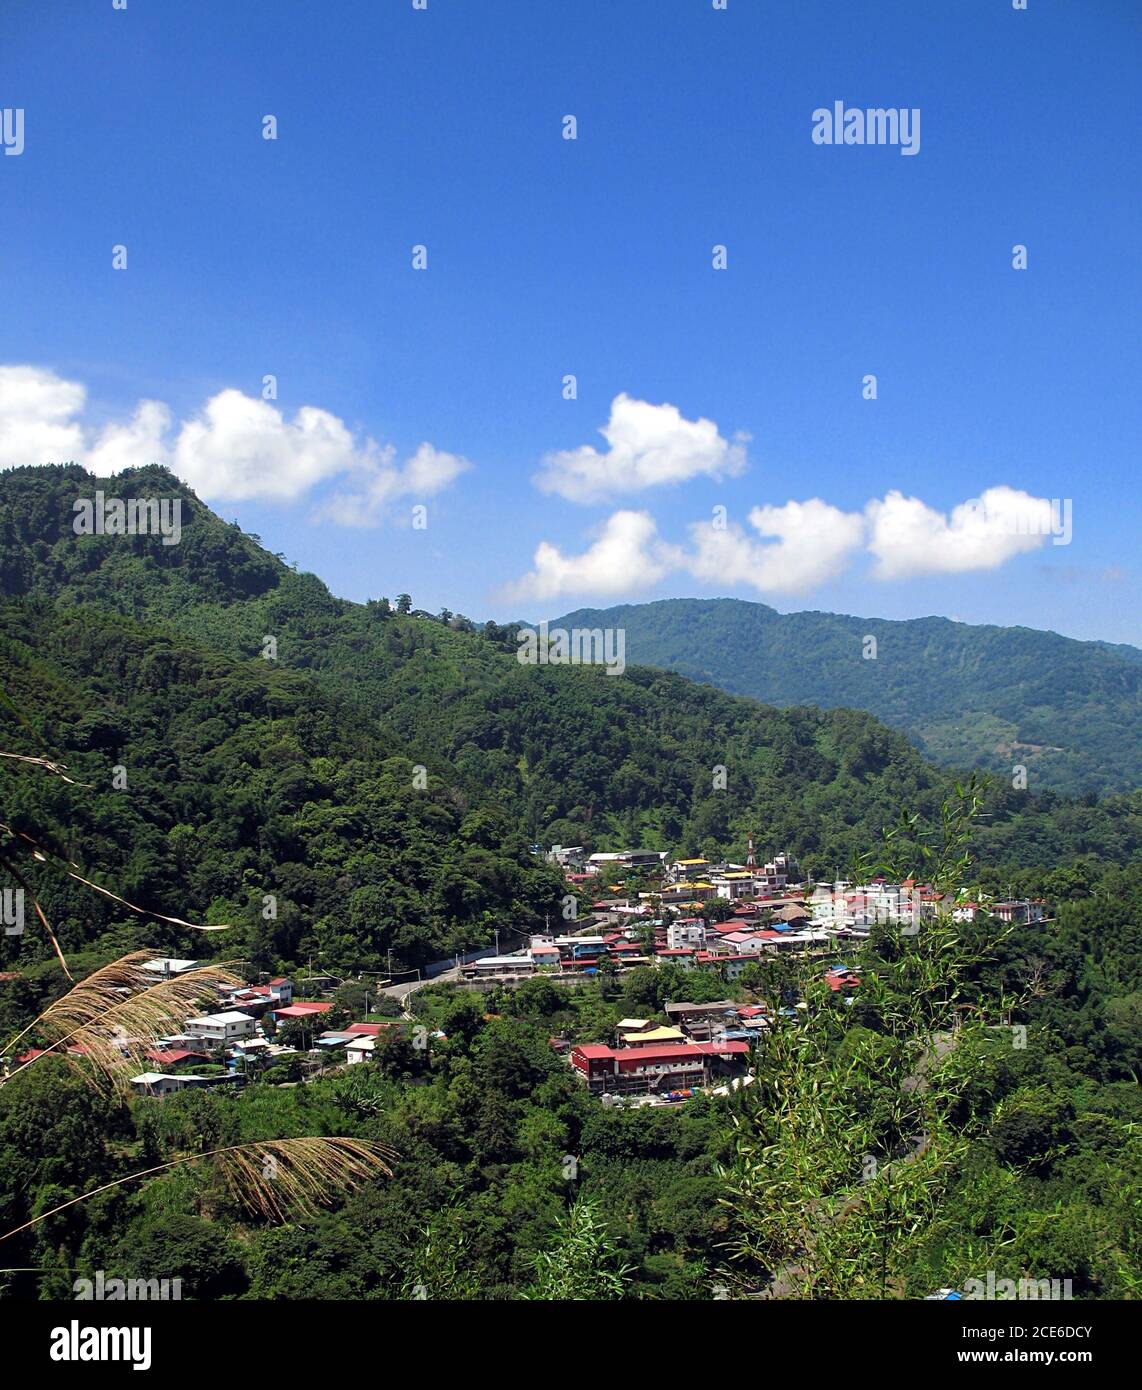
<box><xmin>555</xmin><ymin>597</ymin><xmax>1142</xmax><ymax>797</ymax></box>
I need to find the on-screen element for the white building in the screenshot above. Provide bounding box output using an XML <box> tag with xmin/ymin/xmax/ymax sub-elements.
<box><xmin>462</xmin><ymin>954</ymin><xmax>537</xmax><ymax>978</ymax></box>
<box><xmin>711</xmin><ymin>872</ymin><xmax>757</xmax><ymax>901</ymax></box>
<box><xmin>130</xmin><ymin>1072</ymin><xmax>184</xmax><ymax>1097</ymax></box>
<box><xmin>346</xmin><ymin>1037</ymin><xmax>376</xmax><ymax>1065</ymax></box>
<box><xmin>184</xmin><ymin>1010</ymin><xmax>256</xmax><ymax>1044</ymax></box>
<box><xmin>140</xmin><ymin>958</ymin><xmax>201</xmax><ymax>985</ymax></box>
<box><xmin>667</xmin><ymin>920</ymin><xmax>707</xmax><ymax>950</ymax></box>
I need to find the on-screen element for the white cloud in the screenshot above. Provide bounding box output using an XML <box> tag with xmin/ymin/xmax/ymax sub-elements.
<box><xmin>502</xmin><ymin>483</ymin><xmax>1052</xmax><ymax>606</ymax></box>
<box><xmin>174</xmin><ymin>390</ymin><xmax>369</xmax><ymax>502</ymax></box>
<box><xmin>0</xmin><ymin>365</ymin><xmax>86</xmax><ymax>467</ymax></box>
<box><xmin>88</xmin><ymin>400</ymin><xmax>172</xmax><ymax>477</ymax></box>
<box><xmin>534</xmin><ymin>393</ymin><xmax>747</xmax><ymax>504</ymax></box>
<box><xmin>687</xmin><ymin>498</ymin><xmax>866</xmax><ymax>594</ymax></box>
<box><xmin>0</xmin><ymin>365</ymin><xmax>469</xmax><ymax>524</ymax></box>
<box><xmin>503</xmin><ymin>510</ymin><xmax>682</xmax><ymax>602</ymax></box>
<box><xmin>866</xmin><ymin>486</ymin><xmax>1055</xmax><ymax>579</ymax></box>
<box><xmin>317</xmin><ymin>442</ymin><xmax>470</xmax><ymax>527</ymax></box>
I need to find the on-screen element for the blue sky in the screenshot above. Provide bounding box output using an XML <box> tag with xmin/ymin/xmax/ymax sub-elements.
<box><xmin>1</xmin><ymin>0</ymin><xmax>1138</xmax><ymax>643</ymax></box>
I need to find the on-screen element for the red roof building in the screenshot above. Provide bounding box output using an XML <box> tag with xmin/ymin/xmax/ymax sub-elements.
<box><xmin>273</xmin><ymin>1002</ymin><xmax>333</xmax><ymax>1020</ymax></box>
<box><xmin>569</xmin><ymin>1038</ymin><xmax>749</xmax><ymax>1096</ymax></box>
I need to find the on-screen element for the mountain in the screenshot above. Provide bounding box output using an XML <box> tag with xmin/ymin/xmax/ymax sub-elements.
<box><xmin>1</xmin><ymin>465</ymin><xmax>1139</xmax><ymax>977</ymax></box>
<box><xmin>552</xmin><ymin>598</ymin><xmax>1142</xmax><ymax>797</ymax></box>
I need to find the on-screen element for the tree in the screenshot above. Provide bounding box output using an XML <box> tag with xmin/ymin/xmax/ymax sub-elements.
<box><xmin>396</xmin><ymin>594</ymin><xmax>412</xmax><ymax>614</ymax></box>
<box><xmin>525</xmin><ymin>1197</ymin><xmax>632</xmax><ymax>1300</ymax></box>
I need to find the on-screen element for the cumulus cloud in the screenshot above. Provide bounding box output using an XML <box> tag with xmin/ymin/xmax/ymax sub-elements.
<box><xmin>502</xmin><ymin>509</ymin><xmax>682</xmax><ymax>602</ymax></box>
<box><xmin>88</xmin><ymin>400</ymin><xmax>172</xmax><ymax>477</ymax></box>
<box><xmin>503</xmin><ymin>485</ymin><xmax>1053</xmax><ymax>605</ymax></box>
<box><xmin>534</xmin><ymin>393</ymin><xmax>747</xmax><ymax>504</ymax></box>
<box><xmin>687</xmin><ymin>498</ymin><xmax>866</xmax><ymax>595</ymax></box>
<box><xmin>866</xmin><ymin>486</ymin><xmax>1058</xmax><ymax>579</ymax></box>
<box><xmin>0</xmin><ymin>365</ymin><xmax>469</xmax><ymax>524</ymax></box>
<box><xmin>0</xmin><ymin>365</ymin><xmax>86</xmax><ymax>467</ymax></box>
<box><xmin>316</xmin><ymin>442</ymin><xmax>470</xmax><ymax>527</ymax></box>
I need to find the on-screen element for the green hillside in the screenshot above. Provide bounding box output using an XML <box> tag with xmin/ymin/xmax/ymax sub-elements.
<box><xmin>554</xmin><ymin>598</ymin><xmax>1142</xmax><ymax>796</ymax></box>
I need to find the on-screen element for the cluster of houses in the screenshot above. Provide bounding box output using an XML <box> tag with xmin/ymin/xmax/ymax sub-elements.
<box><xmin>8</xmin><ymin>958</ymin><xmax>402</xmax><ymax>1098</ymax></box>
<box><xmin>494</xmin><ymin>848</ymin><xmax>1048</xmax><ymax>990</ymax></box>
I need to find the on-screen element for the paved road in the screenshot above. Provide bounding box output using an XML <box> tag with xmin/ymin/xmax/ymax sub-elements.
<box><xmin>381</xmin><ymin>967</ymin><xmax>460</xmax><ymax>1014</ymax></box>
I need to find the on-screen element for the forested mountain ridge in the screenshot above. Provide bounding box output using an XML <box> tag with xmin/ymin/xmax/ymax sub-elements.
<box><xmin>554</xmin><ymin>598</ymin><xmax>1142</xmax><ymax>797</ymax></box>
<box><xmin>0</xmin><ymin>464</ymin><xmax>1139</xmax><ymax>978</ymax></box>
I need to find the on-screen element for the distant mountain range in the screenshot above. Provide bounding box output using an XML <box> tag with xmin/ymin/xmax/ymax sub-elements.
<box><xmin>553</xmin><ymin>598</ymin><xmax>1142</xmax><ymax>797</ymax></box>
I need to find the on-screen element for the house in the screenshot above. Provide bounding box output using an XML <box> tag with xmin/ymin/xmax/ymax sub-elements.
<box><xmin>130</xmin><ymin>1072</ymin><xmax>185</xmax><ymax>1097</ymax></box>
<box><xmin>616</xmin><ymin>1017</ymin><xmax>656</xmax><ymax>1037</ymax></box>
<box><xmin>754</xmin><ymin>853</ymin><xmax>801</xmax><ymax>890</ymax></box>
<box><xmin>733</xmin><ymin>1004</ymin><xmax>770</xmax><ymax>1034</ymax></box>
<box><xmin>344</xmin><ymin>1021</ymin><xmax>389</xmax><ymax>1038</ymax></box>
<box><xmin>654</xmin><ymin>947</ymin><xmax>697</xmax><ymax>969</ymax></box>
<box><xmin>953</xmin><ymin>899</ymin><xmax>1048</xmax><ymax>926</ymax></box>
<box><xmin>587</xmin><ymin>850</ymin><xmax>667</xmax><ymax>871</ymax></box>
<box><xmin>711</xmin><ymin>871</ymin><xmax>757</xmax><ymax>901</ymax></box>
<box><xmin>461</xmin><ymin>954</ymin><xmax>537</xmax><ymax>979</ymax></box>
<box><xmin>184</xmin><ymin>1010</ymin><xmax>256</xmax><ymax>1044</ymax></box>
<box><xmin>226</xmin><ymin>977</ymin><xmax>294</xmax><ymax>1015</ymax></box>
<box><xmin>715</xmin><ymin>953</ymin><xmax>763</xmax><ymax>982</ymax></box>
<box><xmin>345</xmin><ymin>1037</ymin><xmax>377</xmax><ymax>1065</ymax></box>
<box><xmin>547</xmin><ymin>845</ymin><xmax>587</xmax><ymax>871</ymax></box>
<box><xmin>528</xmin><ymin>936</ymin><xmax>562</xmax><ymax>969</ymax></box>
<box><xmin>660</xmin><ymin>881</ymin><xmax>714</xmax><ymax>904</ymax></box>
<box><xmin>771</xmin><ymin>905</ymin><xmax>811</xmax><ymax>926</ymax></box>
<box><xmin>139</xmin><ymin>958</ymin><xmax>201</xmax><ymax>985</ymax></box>
<box><xmin>272</xmin><ymin>1002</ymin><xmax>333</xmax><ymax>1022</ymax></box>
<box><xmin>669</xmin><ymin>858</ymin><xmax>710</xmax><ymax>883</ymax></box>
<box><xmin>715</xmin><ymin>931</ymin><xmax>766</xmax><ymax>953</ymax></box>
<box><xmin>570</xmin><ymin>1038</ymin><xmax>750</xmax><ymax>1097</ymax></box>
<box><xmin>824</xmin><ymin>964</ymin><xmax>862</xmax><ymax>993</ymax></box>
<box><xmin>667</xmin><ymin>919</ymin><xmax>706</xmax><ymax>950</ymax></box>
<box><xmin>143</xmin><ymin>1047</ymin><xmax>208</xmax><ymax>1069</ymax></box>
<box><xmin>665</xmin><ymin>1000</ymin><xmax>737</xmax><ymax>1041</ymax></box>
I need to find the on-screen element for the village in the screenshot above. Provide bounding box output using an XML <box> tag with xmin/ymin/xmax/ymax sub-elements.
<box><xmin>452</xmin><ymin>841</ymin><xmax>1046</xmax><ymax>1106</ymax></box>
<box><xmin>12</xmin><ymin>841</ymin><xmax>1047</xmax><ymax>1114</ymax></box>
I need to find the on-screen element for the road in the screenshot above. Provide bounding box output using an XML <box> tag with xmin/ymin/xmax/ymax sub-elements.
<box><xmin>381</xmin><ymin>967</ymin><xmax>460</xmax><ymax>1015</ymax></box>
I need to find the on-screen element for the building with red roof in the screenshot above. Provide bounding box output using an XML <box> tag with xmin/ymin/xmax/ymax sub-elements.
<box><xmin>570</xmin><ymin>1038</ymin><xmax>749</xmax><ymax>1096</ymax></box>
<box><xmin>273</xmin><ymin>1002</ymin><xmax>333</xmax><ymax>1020</ymax></box>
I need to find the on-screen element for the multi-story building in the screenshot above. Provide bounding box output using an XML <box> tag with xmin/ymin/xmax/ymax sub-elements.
<box><xmin>569</xmin><ymin>1038</ymin><xmax>750</xmax><ymax>1096</ymax></box>
<box><xmin>666</xmin><ymin>919</ymin><xmax>706</xmax><ymax>950</ymax></box>
<box><xmin>183</xmin><ymin>1010</ymin><xmax>256</xmax><ymax>1044</ymax></box>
